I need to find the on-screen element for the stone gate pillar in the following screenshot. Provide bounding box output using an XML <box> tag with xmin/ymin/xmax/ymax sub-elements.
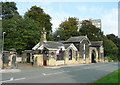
<box><xmin>8</xmin><ymin>48</ymin><xmax>17</xmax><ymax>68</ymax></box>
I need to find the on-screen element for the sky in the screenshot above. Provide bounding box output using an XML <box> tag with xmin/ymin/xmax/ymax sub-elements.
<box><xmin>1</xmin><ymin>0</ymin><xmax>119</xmax><ymax>36</ymax></box>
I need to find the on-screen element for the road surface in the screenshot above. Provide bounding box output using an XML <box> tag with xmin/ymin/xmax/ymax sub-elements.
<box><xmin>1</xmin><ymin>62</ymin><xmax>118</xmax><ymax>83</ymax></box>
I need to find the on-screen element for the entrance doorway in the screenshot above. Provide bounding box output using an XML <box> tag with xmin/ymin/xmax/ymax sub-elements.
<box><xmin>43</xmin><ymin>60</ymin><xmax>47</xmax><ymax>66</ymax></box>
<box><xmin>91</xmin><ymin>50</ymin><xmax>96</xmax><ymax>63</ymax></box>
<box><xmin>26</xmin><ymin>53</ymin><xmax>30</xmax><ymax>63</ymax></box>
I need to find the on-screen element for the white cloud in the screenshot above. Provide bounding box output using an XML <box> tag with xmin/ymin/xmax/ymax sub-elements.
<box><xmin>77</xmin><ymin>5</ymin><xmax>118</xmax><ymax>36</ymax></box>
<box><xmin>16</xmin><ymin>2</ymin><xmax>118</xmax><ymax>36</ymax></box>
<box><xmin>43</xmin><ymin>6</ymin><xmax>75</xmax><ymax>32</ymax></box>
<box><xmin>48</xmin><ymin>5</ymin><xmax>118</xmax><ymax>36</ymax></box>
<box><xmin>51</xmin><ymin>11</ymin><xmax>75</xmax><ymax>32</ymax></box>
<box><xmin>101</xmin><ymin>8</ymin><xmax>118</xmax><ymax>36</ymax></box>
<box><xmin>77</xmin><ymin>5</ymin><xmax>103</xmax><ymax>13</ymax></box>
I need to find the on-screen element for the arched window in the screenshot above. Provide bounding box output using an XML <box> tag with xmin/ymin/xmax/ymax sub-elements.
<box><xmin>69</xmin><ymin>49</ymin><xmax>72</xmax><ymax>60</ymax></box>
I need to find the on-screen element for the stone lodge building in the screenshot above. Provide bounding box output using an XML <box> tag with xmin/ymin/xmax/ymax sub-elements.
<box><xmin>31</xmin><ymin>28</ymin><xmax>104</xmax><ymax>66</ymax></box>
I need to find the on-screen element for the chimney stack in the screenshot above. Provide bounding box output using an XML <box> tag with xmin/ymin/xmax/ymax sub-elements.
<box><xmin>40</xmin><ymin>27</ymin><xmax>47</xmax><ymax>45</ymax></box>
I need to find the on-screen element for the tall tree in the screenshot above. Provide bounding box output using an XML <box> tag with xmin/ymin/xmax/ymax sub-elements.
<box><xmin>102</xmin><ymin>36</ymin><xmax>118</xmax><ymax>61</ymax></box>
<box><xmin>3</xmin><ymin>15</ymin><xmax>40</xmax><ymax>52</ymax></box>
<box><xmin>1</xmin><ymin>2</ymin><xmax>19</xmax><ymax>20</ymax></box>
<box><xmin>1</xmin><ymin>2</ymin><xmax>22</xmax><ymax>52</ymax></box>
<box><xmin>106</xmin><ymin>34</ymin><xmax>120</xmax><ymax>47</ymax></box>
<box><xmin>79</xmin><ymin>20</ymin><xmax>103</xmax><ymax>41</ymax></box>
<box><xmin>2</xmin><ymin>2</ymin><xmax>41</xmax><ymax>52</ymax></box>
<box><xmin>24</xmin><ymin>6</ymin><xmax>52</xmax><ymax>40</ymax></box>
<box><xmin>53</xmin><ymin>17</ymin><xmax>80</xmax><ymax>41</ymax></box>
<box><xmin>106</xmin><ymin>34</ymin><xmax>120</xmax><ymax>61</ymax></box>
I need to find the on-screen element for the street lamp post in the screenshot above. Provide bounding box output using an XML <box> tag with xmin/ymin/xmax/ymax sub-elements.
<box><xmin>2</xmin><ymin>32</ymin><xmax>6</xmax><ymax>53</ymax></box>
<box><xmin>2</xmin><ymin>32</ymin><xmax>6</xmax><ymax>69</ymax></box>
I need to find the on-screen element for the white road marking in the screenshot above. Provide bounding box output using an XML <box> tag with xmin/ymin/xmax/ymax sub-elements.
<box><xmin>42</xmin><ymin>71</ymin><xmax>69</xmax><ymax>76</ymax></box>
<box><xmin>14</xmin><ymin>77</ymin><xmax>26</xmax><ymax>81</ymax></box>
<box><xmin>10</xmin><ymin>77</ymin><xmax>14</xmax><ymax>80</ymax></box>
<box><xmin>1</xmin><ymin>77</ymin><xmax>26</xmax><ymax>83</ymax></box>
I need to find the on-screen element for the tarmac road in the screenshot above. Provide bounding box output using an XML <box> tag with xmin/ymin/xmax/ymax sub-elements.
<box><xmin>1</xmin><ymin>62</ymin><xmax>118</xmax><ymax>83</ymax></box>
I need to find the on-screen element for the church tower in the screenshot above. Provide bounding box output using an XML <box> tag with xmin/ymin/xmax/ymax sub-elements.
<box><xmin>40</xmin><ymin>27</ymin><xmax>47</xmax><ymax>45</ymax></box>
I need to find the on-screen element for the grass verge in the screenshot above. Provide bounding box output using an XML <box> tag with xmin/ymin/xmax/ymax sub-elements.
<box><xmin>90</xmin><ymin>69</ymin><xmax>120</xmax><ymax>85</ymax></box>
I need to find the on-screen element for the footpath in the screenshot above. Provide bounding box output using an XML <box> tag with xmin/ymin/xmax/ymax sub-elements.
<box><xmin>0</xmin><ymin>63</ymin><xmax>97</xmax><ymax>73</ymax></box>
<box><xmin>44</xmin><ymin>63</ymin><xmax>95</xmax><ymax>69</ymax></box>
<box><xmin>0</xmin><ymin>68</ymin><xmax>21</xmax><ymax>73</ymax></box>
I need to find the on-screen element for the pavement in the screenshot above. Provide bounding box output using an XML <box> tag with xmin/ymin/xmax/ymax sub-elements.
<box><xmin>1</xmin><ymin>62</ymin><xmax>119</xmax><ymax>83</ymax></box>
<box><xmin>0</xmin><ymin>63</ymin><xmax>95</xmax><ymax>73</ymax></box>
<box><xmin>44</xmin><ymin>63</ymin><xmax>95</xmax><ymax>68</ymax></box>
<box><xmin>0</xmin><ymin>69</ymin><xmax>21</xmax><ymax>73</ymax></box>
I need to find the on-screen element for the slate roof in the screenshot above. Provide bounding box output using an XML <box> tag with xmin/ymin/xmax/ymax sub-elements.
<box><xmin>22</xmin><ymin>50</ymin><xmax>33</xmax><ymax>53</ymax></box>
<box><xmin>64</xmin><ymin>43</ymin><xmax>71</xmax><ymax>49</ymax></box>
<box><xmin>44</xmin><ymin>41</ymin><xmax>64</xmax><ymax>49</ymax></box>
<box><xmin>66</xmin><ymin>36</ymin><xmax>88</xmax><ymax>43</ymax></box>
<box><xmin>63</xmin><ymin>43</ymin><xmax>78</xmax><ymax>51</ymax></box>
<box><xmin>32</xmin><ymin>41</ymin><xmax>64</xmax><ymax>50</ymax></box>
<box><xmin>32</xmin><ymin>36</ymin><xmax>102</xmax><ymax>51</ymax></box>
<box><xmin>90</xmin><ymin>41</ymin><xmax>103</xmax><ymax>47</ymax></box>
<box><xmin>74</xmin><ymin>44</ymin><xmax>80</xmax><ymax>51</ymax></box>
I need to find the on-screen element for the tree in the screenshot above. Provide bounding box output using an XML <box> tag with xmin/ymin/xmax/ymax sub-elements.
<box><xmin>101</xmin><ymin>36</ymin><xmax>118</xmax><ymax>61</ymax></box>
<box><xmin>2</xmin><ymin>3</ymin><xmax>49</xmax><ymax>53</ymax></box>
<box><xmin>1</xmin><ymin>2</ymin><xmax>22</xmax><ymax>52</ymax></box>
<box><xmin>106</xmin><ymin>34</ymin><xmax>120</xmax><ymax>61</ymax></box>
<box><xmin>106</xmin><ymin>34</ymin><xmax>120</xmax><ymax>47</ymax></box>
<box><xmin>53</xmin><ymin>17</ymin><xmax>80</xmax><ymax>41</ymax></box>
<box><xmin>1</xmin><ymin>2</ymin><xmax>19</xmax><ymax>20</ymax></box>
<box><xmin>79</xmin><ymin>20</ymin><xmax>103</xmax><ymax>41</ymax></box>
<box><xmin>24</xmin><ymin>6</ymin><xmax>52</xmax><ymax>40</ymax></box>
<box><xmin>3</xmin><ymin>15</ymin><xmax>40</xmax><ymax>52</ymax></box>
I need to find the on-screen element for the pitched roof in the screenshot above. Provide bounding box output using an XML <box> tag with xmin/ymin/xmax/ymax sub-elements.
<box><xmin>90</xmin><ymin>41</ymin><xmax>103</xmax><ymax>47</ymax></box>
<box><xmin>32</xmin><ymin>41</ymin><xmax>64</xmax><ymax>50</ymax></box>
<box><xmin>64</xmin><ymin>43</ymin><xmax>71</xmax><ymax>49</ymax></box>
<box><xmin>44</xmin><ymin>41</ymin><xmax>64</xmax><ymax>49</ymax></box>
<box><xmin>22</xmin><ymin>50</ymin><xmax>33</xmax><ymax>53</ymax></box>
<box><xmin>66</xmin><ymin>36</ymin><xmax>89</xmax><ymax>43</ymax></box>
<box><xmin>32</xmin><ymin>43</ymin><xmax>40</xmax><ymax>50</ymax></box>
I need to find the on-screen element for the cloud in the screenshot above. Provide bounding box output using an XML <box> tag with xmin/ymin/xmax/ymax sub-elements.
<box><xmin>43</xmin><ymin>5</ymin><xmax>75</xmax><ymax>32</ymax></box>
<box><xmin>101</xmin><ymin>8</ymin><xmax>118</xmax><ymax>36</ymax></box>
<box><xmin>51</xmin><ymin>11</ymin><xmax>75</xmax><ymax>32</ymax></box>
<box><xmin>77</xmin><ymin>5</ymin><xmax>103</xmax><ymax>13</ymax></box>
<box><xmin>16</xmin><ymin>2</ymin><xmax>118</xmax><ymax>36</ymax></box>
<box><xmin>47</xmin><ymin>4</ymin><xmax>118</xmax><ymax>36</ymax></box>
<box><xmin>77</xmin><ymin>5</ymin><xmax>118</xmax><ymax>36</ymax></box>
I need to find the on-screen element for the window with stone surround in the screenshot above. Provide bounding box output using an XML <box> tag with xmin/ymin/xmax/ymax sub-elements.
<box><xmin>69</xmin><ymin>49</ymin><xmax>72</xmax><ymax>60</ymax></box>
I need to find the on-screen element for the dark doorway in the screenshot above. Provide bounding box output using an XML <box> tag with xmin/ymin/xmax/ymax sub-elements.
<box><xmin>91</xmin><ymin>50</ymin><xmax>96</xmax><ymax>63</ymax></box>
<box><xmin>26</xmin><ymin>53</ymin><xmax>30</xmax><ymax>63</ymax></box>
<box><xmin>43</xmin><ymin>60</ymin><xmax>47</xmax><ymax>66</ymax></box>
